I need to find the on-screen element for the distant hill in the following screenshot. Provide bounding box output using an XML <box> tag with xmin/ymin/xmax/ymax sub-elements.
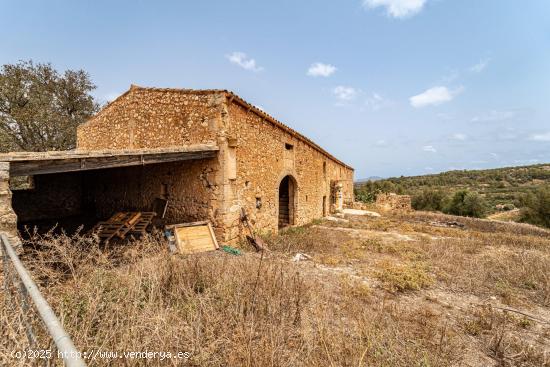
<box><xmin>355</xmin><ymin>163</ymin><xmax>550</xmax><ymax>214</ymax></box>
<box><xmin>356</xmin><ymin>176</ymin><xmax>384</xmax><ymax>183</ymax></box>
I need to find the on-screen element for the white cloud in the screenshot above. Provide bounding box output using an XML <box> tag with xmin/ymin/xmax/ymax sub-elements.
<box><xmin>490</xmin><ymin>152</ymin><xmax>499</xmax><ymax>159</ymax></box>
<box><xmin>530</xmin><ymin>132</ymin><xmax>550</xmax><ymax>141</ymax></box>
<box><xmin>375</xmin><ymin>139</ymin><xmax>388</xmax><ymax>146</ymax></box>
<box><xmin>470</xmin><ymin>58</ymin><xmax>490</xmax><ymax>73</ymax></box>
<box><xmin>307</xmin><ymin>62</ymin><xmax>337</xmax><ymax>77</ymax></box>
<box><xmin>225</xmin><ymin>51</ymin><xmax>263</xmax><ymax>72</ymax></box>
<box><xmin>365</xmin><ymin>92</ymin><xmax>392</xmax><ymax>111</ymax></box>
<box><xmin>471</xmin><ymin>110</ymin><xmax>515</xmax><ymax>122</ymax></box>
<box><xmin>425</xmin><ymin>166</ymin><xmax>434</xmax><ymax>171</ymax></box>
<box><xmin>363</xmin><ymin>0</ymin><xmax>427</xmax><ymax>18</ymax></box>
<box><xmin>410</xmin><ymin>86</ymin><xmax>463</xmax><ymax>108</ymax></box>
<box><xmin>451</xmin><ymin>133</ymin><xmax>467</xmax><ymax>141</ymax></box>
<box><xmin>422</xmin><ymin>145</ymin><xmax>437</xmax><ymax>153</ymax></box>
<box><xmin>333</xmin><ymin>86</ymin><xmax>358</xmax><ymax>101</ymax></box>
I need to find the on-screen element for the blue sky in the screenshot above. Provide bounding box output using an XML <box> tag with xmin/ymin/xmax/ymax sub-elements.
<box><xmin>1</xmin><ymin>0</ymin><xmax>549</xmax><ymax>178</ymax></box>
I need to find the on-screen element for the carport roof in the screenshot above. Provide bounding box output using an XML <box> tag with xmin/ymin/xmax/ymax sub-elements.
<box><xmin>0</xmin><ymin>144</ymin><xmax>219</xmax><ymax>176</ymax></box>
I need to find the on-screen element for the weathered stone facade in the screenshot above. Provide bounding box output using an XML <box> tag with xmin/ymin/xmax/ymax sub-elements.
<box><xmin>8</xmin><ymin>85</ymin><xmax>354</xmax><ymax>244</ymax></box>
<box><xmin>77</xmin><ymin>86</ymin><xmax>222</xmax><ymax>150</ymax></box>
<box><xmin>0</xmin><ymin>163</ymin><xmax>20</xmax><ymax>246</ymax></box>
<box><xmin>376</xmin><ymin>193</ymin><xmax>412</xmax><ymax>212</ymax></box>
<box><xmin>224</xmin><ymin>100</ymin><xmax>353</xmax><ymax>240</ymax></box>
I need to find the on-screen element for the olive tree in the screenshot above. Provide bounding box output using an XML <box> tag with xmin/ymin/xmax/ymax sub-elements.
<box><xmin>0</xmin><ymin>60</ymin><xmax>99</xmax><ymax>152</ymax></box>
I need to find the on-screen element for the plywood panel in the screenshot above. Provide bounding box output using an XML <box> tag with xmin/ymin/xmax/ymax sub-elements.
<box><xmin>172</xmin><ymin>222</ymin><xmax>218</xmax><ymax>254</ymax></box>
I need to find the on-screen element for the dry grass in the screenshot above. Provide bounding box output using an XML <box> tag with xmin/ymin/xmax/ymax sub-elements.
<box><xmin>374</xmin><ymin>260</ymin><xmax>434</xmax><ymax>293</ymax></box>
<box><xmin>2</xmin><ymin>211</ymin><xmax>550</xmax><ymax>366</ymax></box>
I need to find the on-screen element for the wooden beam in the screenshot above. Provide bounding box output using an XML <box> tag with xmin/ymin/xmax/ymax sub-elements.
<box><xmin>9</xmin><ymin>150</ymin><xmax>217</xmax><ymax>176</ymax></box>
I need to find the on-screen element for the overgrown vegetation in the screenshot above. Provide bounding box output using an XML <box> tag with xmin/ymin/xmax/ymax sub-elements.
<box><xmin>355</xmin><ymin>164</ymin><xmax>550</xmax><ymax>226</ymax></box>
<box><xmin>445</xmin><ymin>190</ymin><xmax>488</xmax><ymax>218</ymax></box>
<box><xmin>2</xmin><ymin>212</ymin><xmax>550</xmax><ymax>366</ymax></box>
<box><xmin>519</xmin><ymin>184</ymin><xmax>550</xmax><ymax>228</ymax></box>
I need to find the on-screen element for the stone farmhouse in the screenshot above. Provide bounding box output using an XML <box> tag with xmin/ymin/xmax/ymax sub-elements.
<box><xmin>0</xmin><ymin>85</ymin><xmax>354</xmax><ymax>245</ymax></box>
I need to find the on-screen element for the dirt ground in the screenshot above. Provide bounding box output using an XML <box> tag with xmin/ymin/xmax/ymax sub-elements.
<box><xmin>267</xmin><ymin>210</ymin><xmax>550</xmax><ymax>366</ymax></box>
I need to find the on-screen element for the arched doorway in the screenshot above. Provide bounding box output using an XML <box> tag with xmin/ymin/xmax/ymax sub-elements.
<box><xmin>278</xmin><ymin>175</ymin><xmax>296</xmax><ymax>229</ymax></box>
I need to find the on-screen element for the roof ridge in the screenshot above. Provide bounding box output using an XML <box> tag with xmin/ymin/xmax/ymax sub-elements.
<box><xmin>131</xmin><ymin>85</ymin><xmax>227</xmax><ymax>94</ymax></box>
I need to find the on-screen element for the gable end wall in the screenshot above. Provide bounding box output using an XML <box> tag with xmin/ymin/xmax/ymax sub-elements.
<box><xmin>77</xmin><ymin>88</ymin><xmax>224</xmax><ymax>150</ymax></box>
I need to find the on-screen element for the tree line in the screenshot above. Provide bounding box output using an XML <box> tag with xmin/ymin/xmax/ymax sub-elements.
<box><xmin>355</xmin><ymin>169</ymin><xmax>550</xmax><ymax>228</ymax></box>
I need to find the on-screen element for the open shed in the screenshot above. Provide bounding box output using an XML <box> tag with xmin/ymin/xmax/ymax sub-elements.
<box><xmin>0</xmin><ymin>144</ymin><xmax>219</xmax><ymax>243</ymax></box>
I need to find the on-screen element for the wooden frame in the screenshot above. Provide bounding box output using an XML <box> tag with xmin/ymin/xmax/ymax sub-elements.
<box><xmin>165</xmin><ymin>221</ymin><xmax>219</xmax><ymax>254</ymax></box>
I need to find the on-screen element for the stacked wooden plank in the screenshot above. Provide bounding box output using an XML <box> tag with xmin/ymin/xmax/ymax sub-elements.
<box><xmin>95</xmin><ymin>211</ymin><xmax>156</xmax><ymax>242</ymax></box>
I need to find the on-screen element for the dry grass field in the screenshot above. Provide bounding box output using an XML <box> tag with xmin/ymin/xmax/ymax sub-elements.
<box><xmin>2</xmin><ymin>211</ymin><xmax>549</xmax><ymax>366</ymax></box>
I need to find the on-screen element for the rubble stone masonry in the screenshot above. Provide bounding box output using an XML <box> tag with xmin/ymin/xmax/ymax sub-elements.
<box><xmin>376</xmin><ymin>193</ymin><xmax>412</xmax><ymax>212</ymax></box>
<box><xmin>0</xmin><ymin>162</ymin><xmax>21</xmax><ymax>246</ymax></box>
<box><xmin>75</xmin><ymin>86</ymin><xmax>354</xmax><ymax>243</ymax></box>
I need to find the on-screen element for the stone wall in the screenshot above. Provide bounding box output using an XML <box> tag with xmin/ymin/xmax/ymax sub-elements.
<box><xmin>76</xmin><ymin>86</ymin><xmax>229</xmax><ymax>239</ymax></box>
<box><xmin>77</xmin><ymin>86</ymin><xmax>224</xmax><ymax>150</ymax></box>
<box><xmin>83</xmin><ymin>159</ymin><xmax>218</xmax><ymax>228</ymax></box>
<box><xmin>13</xmin><ymin>173</ymin><xmax>83</xmax><ymax>222</ymax></box>
<box><xmin>10</xmin><ymin>159</ymin><xmax>218</xmax><ymax>225</ymax></box>
<box><xmin>74</xmin><ymin>86</ymin><xmax>354</xmax><ymax>243</ymax></box>
<box><xmin>224</xmin><ymin>101</ymin><xmax>354</xmax><ymax>240</ymax></box>
<box><xmin>376</xmin><ymin>193</ymin><xmax>412</xmax><ymax>212</ymax></box>
<box><xmin>0</xmin><ymin>163</ymin><xmax>20</xmax><ymax>246</ymax></box>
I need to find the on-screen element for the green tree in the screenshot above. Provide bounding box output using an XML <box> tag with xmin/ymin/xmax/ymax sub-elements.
<box><xmin>412</xmin><ymin>189</ymin><xmax>448</xmax><ymax>211</ymax></box>
<box><xmin>0</xmin><ymin>60</ymin><xmax>99</xmax><ymax>152</ymax></box>
<box><xmin>520</xmin><ymin>185</ymin><xmax>550</xmax><ymax>228</ymax></box>
<box><xmin>445</xmin><ymin>190</ymin><xmax>487</xmax><ymax>218</ymax></box>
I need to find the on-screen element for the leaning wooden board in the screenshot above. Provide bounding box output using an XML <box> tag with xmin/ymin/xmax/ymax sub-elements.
<box><xmin>166</xmin><ymin>221</ymin><xmax>219</xmax><ymax>254</ymax></box>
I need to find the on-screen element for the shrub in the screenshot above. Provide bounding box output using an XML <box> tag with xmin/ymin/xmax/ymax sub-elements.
<box><xmin>411</xmin><ymin>189</ymin><xmax>448</xmax><ymax>211</ymax></box>
<box><xmin>376</xmin><ymin>261</ymin><xmax>434</xmax><ymax>293</ymax></box>
<box><xmin>444</xmin><ymin>190</ymin><xmax>487</xmax><ymax>218</ymax></box>
<box><xmin>520</xmin><ymin>185</ymin><xmax>550</xmax><ymax>228</ymax></box>
<box><xmin>355</xmin><ymin>189</ymin><xmax>378</xmax><ymax>203</ymax></box>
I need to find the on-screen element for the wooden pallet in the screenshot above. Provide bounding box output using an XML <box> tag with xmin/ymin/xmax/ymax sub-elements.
<box><xmin>95</xmin><ymin>211</ymin><xmax>154</xmax><ymax>242</ymax></box>
<box><xmin>128</xmin><ymin>212</ymin><xmax>156</xmax><ymax>235</ymax></box>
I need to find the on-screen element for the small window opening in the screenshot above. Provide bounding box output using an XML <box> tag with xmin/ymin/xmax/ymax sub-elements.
<box><xmin>323</xmin><ymin>161</ymin><xmax>327</xmax><ymax>176</ymax></box>
<box><xmin>285</xmin><ymin>143</ymin><xmax>293</xmax><ymax>150</ymax></box>
<box><xmin>245</xmin><ymin>181</ymin><xmax>251</xmax><ymax>189</ymax></box>
<box><xmin>256</xmin><ymin>197</ymin><xmax>262</xmax><ymax>209</ymax></box>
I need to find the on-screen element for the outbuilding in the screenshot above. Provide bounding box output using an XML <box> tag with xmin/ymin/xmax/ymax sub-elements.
<box><xmin>0</xmin><ymin>85</ymin><xmax>354</xmax><ymax>245</ymax></box>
